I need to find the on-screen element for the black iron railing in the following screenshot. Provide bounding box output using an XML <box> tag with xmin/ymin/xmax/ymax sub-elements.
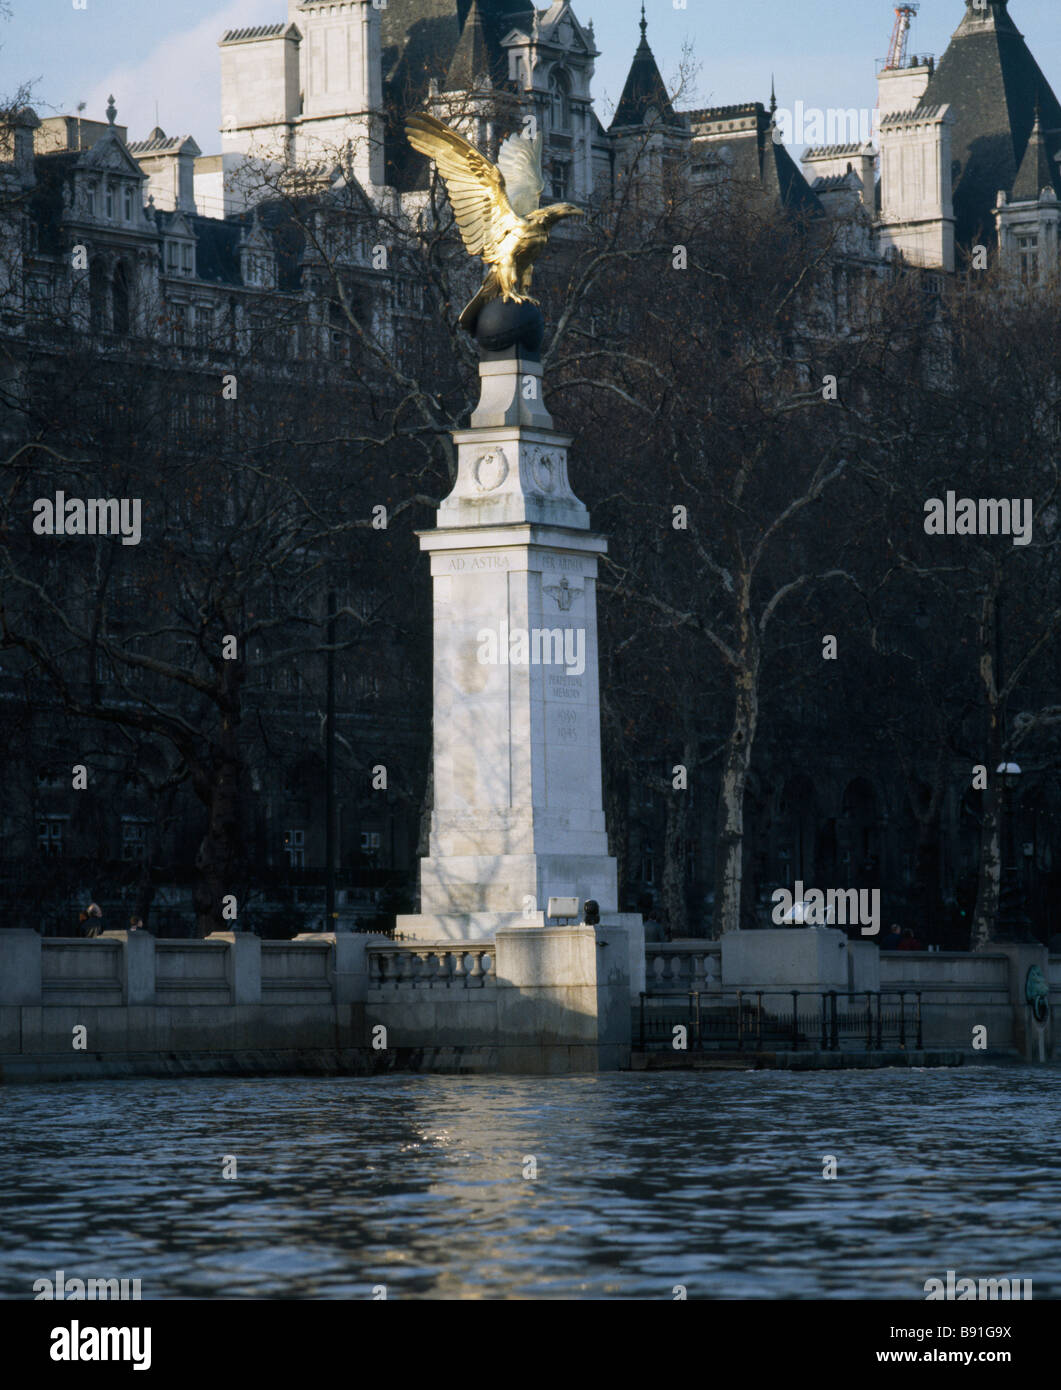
<box><xmin>637</xmin><ymin>989</ymin><xmax>924</xmax><ymax>1052</ymax></box>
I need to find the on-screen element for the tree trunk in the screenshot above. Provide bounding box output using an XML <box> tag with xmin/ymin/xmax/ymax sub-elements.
<box><xmin>192</xmin><ymin>665</ymin><xmax>244</xmax><ymax>938</ymax></box>
<box><xmin>973</xmin><ymin>569</ymin><xmax>1006</xmax><ymax>950</ymax></box>
<box><xmin>971</xmin><ymin>776</ymin><xmax>1002</xmax><ymax>951</ymax></box>
<box><xmin>134</xmin><ymin>784</ymin><xmax>179</xmax><ymax>930</ymax></box>
<box><xmin>912</xmin><ymin>816</ymin><xmax>944</xmax><ymax>942</ymax></box>
<box><xmin>603</xmin><ymin>764</ymin><xmax>629</xmax><ymax>910</ymax></box>
<box><xmin>416</xmin><ymin>740</ymin><xmax>433</xmax><ymax>861</ymax></box>
<box><xmin>661</xmin><ymin>779</ymin><xmax>689</xmax><ymax>938</ymax></box>
<box><xmin>713</xmin><ymin>650</ymin><xmax>758</xmax><ymax>937</ymax></box>
<box><xmin>971</xmin><ymin>576</ymin><xmax>1002</xmax><ymax>951</ymax></box>
<box><xmin>193</xmin><ymin>748</ymin><xmax>243</xmax><ymax>937</ymax></box>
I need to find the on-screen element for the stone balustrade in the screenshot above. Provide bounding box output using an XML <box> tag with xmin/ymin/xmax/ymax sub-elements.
<box><xmin>367</xmin><ymin>943</ymin><xmax>495</xmax><ymax>989</ymax></box>
<box><xmin>0</xmin><ymin>924</ymin><xmax>635</xmax><ymax>1077</ymax></box>
<box><xmin>645</xmin><ymin>942</ymin><xmax>722</xmax><ymax>994</ymax></box>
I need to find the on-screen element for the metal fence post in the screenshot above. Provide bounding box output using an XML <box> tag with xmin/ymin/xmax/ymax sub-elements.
<box><xmin>756</xmin><ymin>991</ymin><xmax>763</xmax><ymax>1051</ymax></box>
<box><xmin>916</xmin><ymin>992</ymin><xmax>923</xmax><ymax>1049</ymax></box>
<box><xmin>736</xmin><ymin>989</ymin><xmax>744</xmax><ymax>1050</ymax></box>
<box><xmin>693</xmin><ymin>990</ymin><xmax>702</xmax><ymax>1051</ymax></box>
<box><xmin>639</xmin><ymin>992</ymin><xmax>645</xmax><ymax>1049</ymax></box>
<box><xmin>866</xmin><ymin>990</ymin><xmax>873</xmax><ymax>1051</ymax></box>
<box><xmin>875</xmin><ymin>991</ymin><xmax>883</xmax><ymax>1049</ymax></box>
<box><xmin>830</xmin><ymin>991</ymin><xmax>839</xmax><ymax>1050</ymax></box>
<box><xmin>898</xmin><ymin>992</ymin><xmax>906</xmax><ymax>1049</ymax></box>
<box><xmin>791</xmin><ymin>990</ymin><xmax>800</xmax><ymax>1049</ymax></box>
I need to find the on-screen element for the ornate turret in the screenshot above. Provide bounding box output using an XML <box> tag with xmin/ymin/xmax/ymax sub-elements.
<box><xmin>609</xmin><ymin>4</ymin><xmax>678</xmax><ymax>131</ymax></box>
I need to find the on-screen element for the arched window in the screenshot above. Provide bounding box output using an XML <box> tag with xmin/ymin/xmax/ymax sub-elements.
<box><xmin>112</xmin><ymin>262</ymin><xmax>130</xmax><ymax>335</ymax></box>
<box><xmin>549</xmin><ymin>69</ymin><xmax>571</xmax><ymax>130</ymax></box>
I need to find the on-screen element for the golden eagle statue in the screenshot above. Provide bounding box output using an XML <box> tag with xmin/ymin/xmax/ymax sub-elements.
<box><xmin>405</xmin><ymin>113</ymin><xmax>582</xmax><ymax>333</ymax></box>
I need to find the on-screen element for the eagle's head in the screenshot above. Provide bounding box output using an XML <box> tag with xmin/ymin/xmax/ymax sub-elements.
<box><xmin>531</xmin><ymin>202</ymin><xmax>583</xmax><ymax>229</ymax></box>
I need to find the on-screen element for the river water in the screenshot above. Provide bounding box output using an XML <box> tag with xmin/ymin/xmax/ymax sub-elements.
<box><xmin>2</xmin><ymin>1066</ymin><xmax>1059</xmax><ymax>1300</ymax></box>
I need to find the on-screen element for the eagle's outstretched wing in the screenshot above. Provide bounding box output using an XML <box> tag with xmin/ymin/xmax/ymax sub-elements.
<box><xmin>496</xmin><ymin>129</ymin><xmax>543</xmax><ymax>218</ymax></box>
<box><xmin>405</xmin><ymin>114</ymin><xmax>522</xmax><ymax>266</ymax></box>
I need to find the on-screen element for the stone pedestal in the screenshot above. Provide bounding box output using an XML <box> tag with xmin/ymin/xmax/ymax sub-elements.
<box><xmin>100</xmin><ymin>929</ymin><xmax>155</xmax><ymax>1005</ymax></box>
<box><xmin>205</xmin><ymin>931</ymin><xmax>261</xmax><ymax>1005</ymax></box>
<box><xmin>397</xmin><ymin>348</ymin><xmax>628</xmax><ymax>947</ymax></box>
<box><xmin>721</xmin><ymin>928</ymin><xmax>850</xmax><ymax>992</ymax></box>
<box><xmin>493</xmin><ymin>924</ymin><xmax>632</xmax><ymax>1072</ymax></box>
<box><xmin>0</xmin><ymin>929</ymin><xmax>41</xmax><ymax>1004</ymax></box>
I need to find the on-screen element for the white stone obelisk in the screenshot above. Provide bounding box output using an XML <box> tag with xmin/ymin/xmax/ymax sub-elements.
<box><xmin>396</xmin><ymin>343</ymin><xmax>640</xmax><ymax>953</ymax></box>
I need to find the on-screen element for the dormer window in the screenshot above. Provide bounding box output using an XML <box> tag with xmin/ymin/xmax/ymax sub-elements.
<box><xmin>167</xmin><ymin>242</ymin><xmax>179</xmax><ymax>272</ymax></box>
<box><xmin>182</xmin><ymin>244</ymin><xmax>193</xmax><ymax>275</ymax></box>
<box><xmin>105</xmin><ymin>183</ymin><xmax>114</xmax><ymax>219</ymax></box>
<box><xmin>123</xmin><ymin>186</ymin><xmax>133</xmax><ymax>222</ymax></box>
<box><xmin>86</xmin><ymin>183</ymin><xmax>97</xmax><ymax>216</ymax></box>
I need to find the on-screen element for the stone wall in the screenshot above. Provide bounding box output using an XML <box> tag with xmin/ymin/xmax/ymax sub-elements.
<box><xmin>0</xmin><ymin>925</ymin><xmax>632</xmax><ymax>1080</ymax></box>
<box><xmin>643</xmin><ymin>931</ymin><xmax>1057</xmax><ymax>1061</ymax></box>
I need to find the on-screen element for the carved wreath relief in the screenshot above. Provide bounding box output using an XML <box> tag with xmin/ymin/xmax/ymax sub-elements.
<box><xmin>473</xmin><ymin>449</ymin><xmax>508</xmax><ymax>492</ymax></box>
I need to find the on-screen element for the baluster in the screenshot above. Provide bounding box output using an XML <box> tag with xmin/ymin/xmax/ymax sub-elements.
<box><xmin>481</xmin><ymin>951</ymin><xmax>494</xmax><ymax>986</ymax></box>
<box><xmin>392</xmin><ymin>949</ymin><xmax>408</xmax><ymax>987</ymax></box>
<box><xmin>379</xmin><ymin>950</ymin><xmax>395</xmax><ymax>987</ymax></box>
<box><xmin>468</xmin><ymin>951</ymin><xmax>484</xmax><ymax>986</ymax></box>
<box><xmin>690</xmin><ymin>952</ymin><xmax>706</xmax><ymax>992</ymax></box>
<box><xmin>453</xmin><ymin>950</ymin><xmax>467</xmax><ymax>987</ymax></box>
<box><xmin>434</xmin><ymin>951</ymin><xmax>452</xmax><ymax>988</ymax></box>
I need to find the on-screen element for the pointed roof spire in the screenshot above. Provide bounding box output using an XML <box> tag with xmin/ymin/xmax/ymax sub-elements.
<box><xmin>921</xmin><ymin>0</ymin><xmax>1061</xmax><ymax>244</ymax></box>
<box><xmin>770</xmin><ymin>74</ymin><xmax>777</xmax><ymax>118</ymax></box>
<box><xmin>610</xmin><ymin>3</ymin><xmax>678</xmax><ymax>130</ymax></box>
<box><xmin>106</xmin><ymin>95</ymin><xmax>117</xmax><ymax>125</ymax></box>
<box><xmin>444</xmin><ymin>0</ymin><xmax>493</xmax><ymax>93</ymax></box>
<box><xmin>1012</xmin><ymin>100</ymin><xmax>1056</xmax><ymax>200</ymax></box>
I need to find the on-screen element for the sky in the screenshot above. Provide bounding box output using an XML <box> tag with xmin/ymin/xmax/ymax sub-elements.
<box><xmin>2</xmin><ymin>0</ymin><xmax>1061</xmax><ymax>157</ymax></box>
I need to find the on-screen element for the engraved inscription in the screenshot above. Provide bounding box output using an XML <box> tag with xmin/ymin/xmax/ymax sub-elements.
<box><xmin>548</xmin><ymin>672</ymin><xmax>584</xmax><ymax>701</ymax></box>
<box><xmin>448</xmin><ymin>555</ymin><xmax>510</xmax><ymax>571</ymax></box>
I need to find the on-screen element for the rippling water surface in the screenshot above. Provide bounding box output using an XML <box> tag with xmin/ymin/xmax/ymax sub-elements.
<box><xmin>2</xmin><ymin>1066</ymin><xmax>1059</xmax><ymax>1299</ymax></box>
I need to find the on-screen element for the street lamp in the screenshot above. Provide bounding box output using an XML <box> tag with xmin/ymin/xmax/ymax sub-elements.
<box><xmin>995</xmin><ymin>761</ymin><xmax>1029</xmax><ymax>939</ymax></box>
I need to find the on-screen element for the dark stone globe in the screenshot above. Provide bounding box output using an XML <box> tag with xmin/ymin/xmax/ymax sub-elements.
<box><xmin>474</xmin><ymin>299</ymin><xmax>545</xmax><ymax>355</ymax></box>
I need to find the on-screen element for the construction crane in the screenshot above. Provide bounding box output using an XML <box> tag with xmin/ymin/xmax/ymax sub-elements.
<box><xmin>883</xmin><ymin>4</ymin><xmax>919</xmax><ymax>71</ymax></box>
